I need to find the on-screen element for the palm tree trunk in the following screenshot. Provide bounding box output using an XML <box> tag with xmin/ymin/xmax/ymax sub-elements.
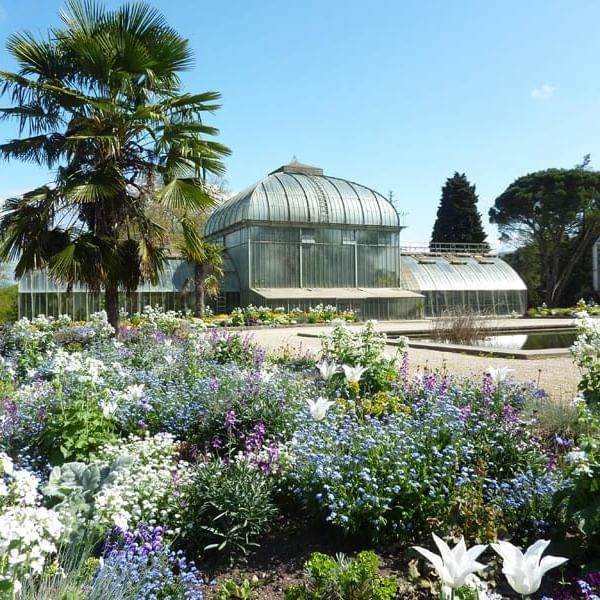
<box><xmin>194</xmin><ymin>264</ymin><xmax>204</xmax><ymax>318</ymax></box>
<box><xmin>105</xmin><ymin>283</ymin><xmax>120</xmax><ymax>332</ymax></box>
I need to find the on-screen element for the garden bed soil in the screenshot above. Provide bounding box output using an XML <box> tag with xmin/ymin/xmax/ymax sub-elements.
<box><xmin>202</xmin><ymin>521</ymin><xmax>429</xmax><ymax>599</ymax></box>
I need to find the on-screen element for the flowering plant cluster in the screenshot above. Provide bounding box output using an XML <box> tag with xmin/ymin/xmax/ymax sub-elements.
<box><xmin>571</xmin><ymin>313</ymin><xmax>600</xmax><ymax>404</ymax></box>
<box><xmin>287</xmin><ymin>368</ymin><xmax>558</xmax><ymax>542</ymax></box>
<box><xmin>128</xmin><ymin>303</ymin><xmax>357</xmax><ymax>331</ymax></box>
<box><xmin>319</xmin><ymin>319</ymin><xmax>407</xmax><ymax>395</ymax></box>
<box><xmin>92</xmin><ymin>524</ymin><xmax>207</xmax><ymax>599</ymax></box>
<box><xmin>0</xmin><ymin>453</ymin><xmax>63</xmax><ymax>596</ymax></box>
<box><xmin>414</xmin><ymin>533</ymin><xmax>567</xmax><ymax>598</ymax></box>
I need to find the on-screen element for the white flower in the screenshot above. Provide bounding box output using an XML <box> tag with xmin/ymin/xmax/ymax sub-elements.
<box><xmin>485</xmin><ymin>366</ymin><xmax>514</xmax><ymax>384</ymax></box>
<box><xmin>306</xmin><ymin>396</ymin><xmax>335</xmax><ymax>421</ymax></box>
<box><xmin>342</xmin><ymin>364</ymin><xmax>368</xmax><ymax>384</ymax></box>
<box><xmin>100</xmin><ymin>399</ymin><xmax>118</xmax><ymax>419</ymax></box>
<box><xmin>413</xmin><ymin>533</ymin><xmax>487</xmax><ymax>590</ymax></box>
<box><xmin>123</xmin><ymin>384</ymin><xmax>145</xmax><ymax>404</ymax></box>
<box><xmin>491</xmin><ymin>539</ymin><xmax>567</xmax><ymax>595</ymax></box>
<box><xmin>318</xmin><ymin>359</ymin><xmax>339</xmax><ymax>381</ymax></box>
<box><xmin>1</xmin><ymin>454</ymin><xmax>14</xmax><ymax>477</ymax></box>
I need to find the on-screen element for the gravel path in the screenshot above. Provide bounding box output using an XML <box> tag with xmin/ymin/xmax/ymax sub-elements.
<box><xmin>251</xmin><ymin>318</ymin><xmax>582</xmax><ymax>401</ymax></box>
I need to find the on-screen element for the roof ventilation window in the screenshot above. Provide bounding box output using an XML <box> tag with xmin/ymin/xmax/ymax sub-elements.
<box><xmin>270</xmin><ymin>161</ymin><xmax>324</xmax><ymax>176</ymax></box>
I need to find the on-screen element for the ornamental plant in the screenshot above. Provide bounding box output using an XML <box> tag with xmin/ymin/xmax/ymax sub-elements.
<box><xmin>39</xmin><ymin>360</ymin><xmax>120</xmax><ymax>463</ymax></box>
<box><xmin>92</xmin><ymin>525</ymin><xmax>206</xmax><ymax>599</ymax></box>
<box><xmin>182</xmin><ymin>459</ymin><xmax>277</xmax><ymax>561</ymax></box>
<box><xmin>553</xmin><ymin>399</ymin><xmax>600</xmax><ymax>567</ymax></box>
<box><xmin>286</xmin><ymin>371</ymin><xmax>558</xmax><ymax>542</ymax></box>
<box><xmin>91</xmin><ymin>434</ymin><xmax>193</xmax><ymax>534</ymax></box>
<box><xmin>0</xmin><ymin>453</ymin><xmax>64</xmax><ymax>596</ymax></box>
<box><xmin>320</xmin><ymin>320</ymin><xmax>407</xmax><ymax>395</ymax></box>
<box><xmin>571</xmin><ymin>313</ymin><xmax>600</xmax><ymax>405</ymax></box>
<box><xmin>285</xmin><ymin>550</ymin><xmax>398</xmax><ymax>600</ymax></box>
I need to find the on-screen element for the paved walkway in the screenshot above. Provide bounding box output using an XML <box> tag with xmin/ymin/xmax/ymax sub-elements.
<box><xmin>251</xmin><ymin>318</ymin><xmax>582</xmax><ymax>401</ymax></box>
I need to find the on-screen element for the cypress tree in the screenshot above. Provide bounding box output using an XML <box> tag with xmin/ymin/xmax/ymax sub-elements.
<box><xmin>430</xmin><ymin>172</ymin><xmax>488</xmax><ymax>249</ymax></box>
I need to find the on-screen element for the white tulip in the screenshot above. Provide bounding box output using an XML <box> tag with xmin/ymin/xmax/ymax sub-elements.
<box><xmin>485</xmin><ymin>366</ymin><xmax>514</xmax><ymax>384</ymax></box>
<box><xmin>413</xmin><ymin>533</ymin><xmax>487</xmax><ymax>590</ymax></box>
<box><xmin>342</xmin><ymin>364</ymin><xmax>368</xmax><ymax>384</ymax></box>
<box><xmin>491</xmin><ymin>539</ymin><xmax>567</xmax><ymax>596</ymax></box>
<box><xmin>123</xmin><ymin>384</ymin><xmax>145</xmax><ymax>404</ymax></box>
<box><xmin>306</xmin><ymin>396</ymin><xmax>335</xmax><ymax>421</ymax></box>
<box><xmin>318</xmin><ymin>359</ymin><xmax>339</xmax><ymax>381</ymax></box>
<box><xmin>100</xmin><ymin>399</ymin><xmax>118</xmax><ymax>419</ymax></box>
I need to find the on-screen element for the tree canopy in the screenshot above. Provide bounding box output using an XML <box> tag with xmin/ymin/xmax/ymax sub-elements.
<box><xmin>430</xmin><ymin>172</ymin><xmax>488</xmax><ymax>249</ymax></box>
<box><xmin>489</xmin><ymin>167</ymin><xmax>600</xmax><ymax>306</ymax></box>
<box><xmin>0</xmin><ymin>0</ymin><xmax>230</xmax><ymax>329</ymax></box>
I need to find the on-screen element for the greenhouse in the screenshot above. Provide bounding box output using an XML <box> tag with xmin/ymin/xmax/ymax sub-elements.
<box><xmin>17</xmin><ymin>260</ymin><xmax>196</xmax><ymax>321</ymax></box>
<box><xmin>204</xmin><ymin>161</ymin><xmax>424</xmax><ymax>320</ymax></box>
<box><xmin>205</xmin><ymin>161</ymin><xmax>527</xmax><ymax>319</ymax></box>
<box><xmin>399</xmin><ymin>250</ymin><xmax>527</xmax><ymax>316</ymax></box>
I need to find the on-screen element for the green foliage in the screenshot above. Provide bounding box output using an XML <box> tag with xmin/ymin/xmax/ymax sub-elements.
<box><xmin>39</xmin><ymin>386</ymin><xmax>119</xmax><ymax>464</ymax></box>
<box><xmin>203</xmin><ymin>331</ymin><xmax>263</xmax><ymax>368</ymax></box>
<box><xmin>285</xmin><ymin>551</ymin><xmax>398</xmax><ymax>600</ymax></box>
<box><xmin>0</xmin><ymin>285</ymin><xmax>17</xmax><ymax>324</ymax></box>
<box><xmin>43</xmin><ymin>457</ymin><xmax>132</xmax><ymax>539</ymax></box>
<box><xmin>215</xmin><ymin>579</ymin><xmax>258</xmax><ymax>600</ymax></box>
<box><xmin>490</xmin><ymin>167</ymin><xmax>600</xmax><ymax>306</ymax></box>
<box><xmin>182</xmin><ymin>460</ymin><xmax>277</xmax><ymax>561</ymax></box>
<box><xmin>553</xmin><ymin>403</ymin><xmax>600</xmax><ymax>568</ymax></box>
<box><xmin>430</xmin><ymin>172</ymin><xmax>488</xmax><ymax>248</ymax></box>
<box><xmin>320</xmin><ymin>320</ymin><xmax>406</xmax><ymax>395</ymax></box>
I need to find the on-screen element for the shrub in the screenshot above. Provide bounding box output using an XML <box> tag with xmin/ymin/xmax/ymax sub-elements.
<box><xmin>320</xmin><ymin>320</ymin><xmax>406</xmax><ymax>395</ymax></box>
<box><xmin>285</xmin><ymin>551</ymin><xmax>398</xmax><ymax>600</ymax></box>
<box><xmin>431</xmin><ymin>308</ymin><xmax>494</xmax><ymax>344</ymax></box>
<box><xmin>571</xmin><ymin>313</ymin><xmax>600</xmax><ymax>405</ymax></box>
<box><xmin>553</xmin><ymin>400</ymin><xmax>600</xmax><ymax>567</ymax></box>
<box><xmin>182</xmin><ymin>459</ymin><xmax>277</xmax><ymax>561</ymax></box>
<box><xmin>0</xmin><ymin>285</ymin><xmax>17</xmax><ymax>324</ymax></box>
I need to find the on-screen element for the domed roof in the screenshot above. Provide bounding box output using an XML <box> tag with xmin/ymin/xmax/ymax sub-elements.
<box><xmin>204</xmin><ymin>162</ymin><xmax>400</xmax><ymax>236</ymax></box>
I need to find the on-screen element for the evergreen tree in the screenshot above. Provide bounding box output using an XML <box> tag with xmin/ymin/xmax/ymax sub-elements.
<box><xmin>430</xmin><ymin>173</ymin><xmax>488</xmax><ymax>249</ymax></box>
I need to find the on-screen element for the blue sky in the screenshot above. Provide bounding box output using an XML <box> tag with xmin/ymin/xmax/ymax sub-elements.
<box><xmin>1</xmin><ymin>0</ymin><xmax>599</xmax><ymax>246</ymax></box>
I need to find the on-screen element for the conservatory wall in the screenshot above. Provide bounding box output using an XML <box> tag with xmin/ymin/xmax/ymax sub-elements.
<box><xmin>17</xmin><ymin>259</ymin><xmax>198</xmax><ymax>320</ymax></box>
<box><xmin>210</xmin><ymin>224</ymin><xmax>408</xmax><ymax>316</ymax></box>
<box><xmin>400</xmin><ymin>255</ymin><xmax>527</xmax><ymax>316</ymax></box>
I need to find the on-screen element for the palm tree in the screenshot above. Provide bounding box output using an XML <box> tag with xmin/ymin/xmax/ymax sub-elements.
<box><xmin>0</xmin><ymin>0</ymin><xmax>230</xmax><ymax>330</ymax></box>
<box><xmin>178</xmin><ymin>217</ymin><xmax>224</xmax><ymax>317</ymax></box>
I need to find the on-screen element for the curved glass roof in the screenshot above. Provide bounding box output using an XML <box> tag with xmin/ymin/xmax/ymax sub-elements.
<box><xmin>205</xmin><ymin>162</ymin><xmax>400</xmax><ymax>236</ymax></box>
<box><xmin>400</xmin><ymin>255</ymin><xmax>527</xmax><ymax>291</ymax></box>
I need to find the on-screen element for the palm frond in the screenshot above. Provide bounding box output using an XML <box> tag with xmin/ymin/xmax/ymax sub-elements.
<box><xmin>155</xmin><ymin>178</ymin><xmax>216</xmax><ymax>211</ymax></box>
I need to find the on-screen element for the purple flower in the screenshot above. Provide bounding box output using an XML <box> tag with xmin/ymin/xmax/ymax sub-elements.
<box><xmin>482</xmin><ymin>373</ymin><xmax>494</xmax><ymax>397</ymax></box>
<box><xmin>225</xmin><ymin>409</ymin><xmax>237</xmax><ymax>432</ymax></box>
<box><xmin>208</xmin><ymin>376</ymin><xmax>220</xmax><ymax>394</ymax></box>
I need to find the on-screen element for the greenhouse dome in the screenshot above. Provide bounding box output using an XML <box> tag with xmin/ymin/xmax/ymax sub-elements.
<box><xmin>205</xmin><ymin>161</ymin><xmax>423</xmax><ymax>319</ymax></box>
<box><xmin>205</xmin><ymin>161</ymin><xmax>401</xmax><ymax>235</ymax></box>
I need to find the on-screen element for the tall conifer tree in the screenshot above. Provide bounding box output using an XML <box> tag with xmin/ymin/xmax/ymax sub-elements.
<box><xmin>430</xmin><ymin>173</ymin><xmax>488</xmax><ymax>248</ymax></box>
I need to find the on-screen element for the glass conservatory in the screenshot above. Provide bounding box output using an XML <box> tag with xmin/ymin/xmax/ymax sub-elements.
<box><xmin>204</xmin><ymin>161</ymin><xmax>424</xmax><ymax>320</ymax></box>
<box><xmin>17</xmin><ymin>259</ymin><xmax>196</xmax><ymax>320</ymax></box>
<box><xmin>399</xmin><ymin>252</ymin><xmax>527</xmax><ymax>317</ymax></box>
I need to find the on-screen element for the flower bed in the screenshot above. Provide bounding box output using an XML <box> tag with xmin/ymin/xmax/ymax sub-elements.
<box><xmin>1</xmin><ymin>313</ymin><xmax>599</xmax><ymax>598</ymax></box>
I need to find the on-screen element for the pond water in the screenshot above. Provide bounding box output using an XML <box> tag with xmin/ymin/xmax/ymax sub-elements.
<box><xmin>410</xmin><ymin>329</ymin><xmax>577</xmax><ymax>351</ymax></box>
